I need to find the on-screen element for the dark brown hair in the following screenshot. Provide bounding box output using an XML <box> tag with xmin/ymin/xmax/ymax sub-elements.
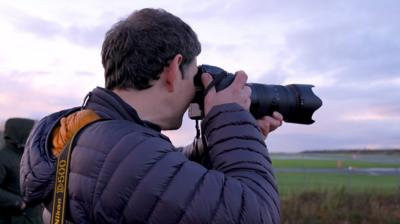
<box><xmin>102</xmin><ymin>8</ymin><xmax>201</xmax><ymax>90</ymax></box>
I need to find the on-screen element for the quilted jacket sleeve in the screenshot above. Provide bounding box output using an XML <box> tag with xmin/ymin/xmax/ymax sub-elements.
<box><xmin>20</xmin><ymin>108</ymin><xmax>79</xmax><ymax>205</ymax></box>
<box><xmin>92</xmin><ymin>103</ymin><xmax>279</xmax><ymax>224</ymax></box>
<box><xmin>188</xmin><ymin>103</ymin><xmax>280</xmax><ymax>223</ymax></box>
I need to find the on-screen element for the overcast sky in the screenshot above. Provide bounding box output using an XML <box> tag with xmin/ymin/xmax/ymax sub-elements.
<box><xmin>0</xmin><ymin>0</ymin><xmax>399</xmax><ymax>152</ymax></box>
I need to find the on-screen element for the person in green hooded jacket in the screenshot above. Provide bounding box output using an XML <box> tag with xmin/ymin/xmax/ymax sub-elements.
<box><xmin>0</xmin><ymin>118</ymin><xmax>41</xmax><ymax>224</ymax></box>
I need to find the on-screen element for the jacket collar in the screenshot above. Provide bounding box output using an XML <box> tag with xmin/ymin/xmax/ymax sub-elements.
<box><xmin>84</xmin><ymin>87</ymin><xmax>161</xmax><ymax>132</ymax></box>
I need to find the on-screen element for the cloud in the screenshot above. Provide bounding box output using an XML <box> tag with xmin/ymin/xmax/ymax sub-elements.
<box><xmin>1</xmin><ymin>0</ymin><xmax>399</xmax><ymax>152</ymax></box>
<box><xmin>0</xmin><ymin>70</ymin><xmax>88</xmax><ymax>122</ymax></box>
<box><xmin>205</xmin><ymin>0</ymin><xmax>400</xmax><ymax>152</ymax></box>
<box><xmin>282</xmin><ymin>2</ymin><xmax>400</xmax><ymax>82</ymax></box>
<box><xmin>75</xmin><ymin>71</ymin><xmax>97</xmax><ymax>77</ymax></box>
<box><xmin>64</xmin><ymin>25</ymin><xmax>108</xmax><ymax>48</ymax></box>
<box><xmin>1</xmin><ymin>6</ymin><xmax>108</xmax><ymax>48</ymax></box>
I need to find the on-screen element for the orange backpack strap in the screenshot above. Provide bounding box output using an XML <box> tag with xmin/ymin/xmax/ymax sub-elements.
<box><xmin>50</xmin><ymin>110</ymin><xmax>104</xmax><ymax>224</ymax></box>
<box><xmin>51</xmin><ymin>109</ymin><xmax>101</xmax><ymax>158</ymax></box>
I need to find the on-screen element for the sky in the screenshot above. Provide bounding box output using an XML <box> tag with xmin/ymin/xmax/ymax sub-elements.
<box><xmin>0</xmin><ymin>0</ymin><xmax>399</xmax><ymax>152</ymax></box>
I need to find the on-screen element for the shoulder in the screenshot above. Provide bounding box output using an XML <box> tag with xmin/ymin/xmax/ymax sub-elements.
<box><xmin>68</xmin><ymin>119</ymin><xmax>178</xmax><ymax>220</ymax></box>
<box><xmin>20</xmin><ymin>107</ymin><xmax>81</xmax><ymax>204</ymax></box>
<box><xmin>78</xmin><ymin>119</ymin><xmax>171</xmax><ymax>148</ymax></box>
<box><xmin>71</xmin><ymin>119</ymin><xmax>177</xmax><ymax>176</ymax></box>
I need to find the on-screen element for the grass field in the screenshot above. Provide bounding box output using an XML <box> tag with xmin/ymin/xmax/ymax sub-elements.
<box><xmin>273</xmin><ymin>151</ymin><xmax>400</xmax><ymax>223</ymax></box>
<box><xmin>276</xmin><ymin>172</ymin><xmax>400</xmax><ymax>196</ymax></box>
<box><xmin>272</xmin><ymin>158</ymin><xmax>400</xmax><ymax>169</ymax></box>
<box><xmin>271</xmin><ymin>152</ymin><xmax>400</xmax><ymax>197</ymax></box>
<box><xmin>281</xmin><ymin>189</ymin><xmax>400</xmax><ymax>224</ymax></box>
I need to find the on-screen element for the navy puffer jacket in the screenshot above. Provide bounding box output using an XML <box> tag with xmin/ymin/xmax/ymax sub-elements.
<box><xmin>21</xmin><ymin>87</ymin><xmax>280</xmax><ymax>223</ymax></box>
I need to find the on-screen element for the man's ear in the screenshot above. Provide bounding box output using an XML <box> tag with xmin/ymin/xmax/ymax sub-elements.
<box><xmin>164</xmin><ymin>54</ymin><xmax>183</xmax><ymax>92</ymax></box>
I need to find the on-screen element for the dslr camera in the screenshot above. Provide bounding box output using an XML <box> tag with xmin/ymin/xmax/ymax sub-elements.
<box><xmin>189</xmin><ymin>65</ymin><xmax>322</xmax><ymax>124</ymax></box>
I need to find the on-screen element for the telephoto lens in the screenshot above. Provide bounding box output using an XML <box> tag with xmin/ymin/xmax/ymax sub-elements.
<box><xmin>189</xmin><ymin>65</ymin><xmax>323</xmax><ymax>125</ymax></box>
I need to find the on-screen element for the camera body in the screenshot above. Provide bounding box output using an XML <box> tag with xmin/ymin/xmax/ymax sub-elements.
<box><xmin>189</xmin><ymin>65</ymin><xmax>323</xmax><ymax>125</ymax></box>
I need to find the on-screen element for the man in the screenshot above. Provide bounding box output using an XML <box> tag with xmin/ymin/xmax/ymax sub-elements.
<box><xmin>21</xmin><ymin>8</ymin><xmax>282</xmax><ymax>223</ymax></box>
<box><xmin>0</xmin><ymin>118</ymin><xmax>41</xmax><ymax>224</ymax></box>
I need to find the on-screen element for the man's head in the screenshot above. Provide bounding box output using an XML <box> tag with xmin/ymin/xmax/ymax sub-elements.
<box><xmin>102</xmin><ymin>8</ymin><xmax>201</xmax><ymax>90</ymax></box>
<box><xmin>102</xmin><ymin>8</ymin><xmax>202</xmax><ymax>130</ymax></box>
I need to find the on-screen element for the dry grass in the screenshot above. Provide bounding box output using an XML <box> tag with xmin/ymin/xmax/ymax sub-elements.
<box><xmin>281</xmin><ymin>188</ymin><xmax>400</xmax><ymax>224</ymax></box>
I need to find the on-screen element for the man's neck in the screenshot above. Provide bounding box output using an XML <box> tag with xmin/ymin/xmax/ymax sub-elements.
<box><xmin>112</xmin><ymin>88</ymin><xmax>170</xmax><ymax>129</ymax></box>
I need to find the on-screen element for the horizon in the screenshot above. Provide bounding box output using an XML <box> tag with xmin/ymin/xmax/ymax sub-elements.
<box><xmin>0</xmin><ymin>0</ymin><xmax>399</xmax><ymax>152</ymax></box>
<box><xmin>1</xmin><ymin>128</ymin><xmax>399</xmax><ymax>153</ymax></box>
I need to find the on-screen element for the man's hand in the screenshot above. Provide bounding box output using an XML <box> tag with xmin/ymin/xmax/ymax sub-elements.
<box><xmin>201</xmin><ymin>71</ymin><xmax>251</xmax><ymax>115</ymax></box>
<box><xmin>257</xmin><ymin>111</ymin><xmax>283</xmax><ymax>139</ymax></box>
<box><xmin>201</xmin><ymin>71</ymin><xmax>283</xmax><ymax>138</ymax></box>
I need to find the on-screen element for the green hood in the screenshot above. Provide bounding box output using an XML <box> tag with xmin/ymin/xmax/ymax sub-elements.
<box><xmin>3</xmin><ymin>118</ymin><xmax>35</xmax><ymax>153</ymax></box>
<box><xmin>0</xmin><ymin>131</ymin><xmax>3</xmax><ymax>148</ymax></box>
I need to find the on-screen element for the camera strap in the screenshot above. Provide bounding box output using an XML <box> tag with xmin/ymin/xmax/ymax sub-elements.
<box><xmin>51</xmin><ymin>133</ymin><xmax>75</xmax><ymax>224</ymax></box>
<box><xmin>191</xmin><ymin>74</ymin><xmax>226</xmax><ymax>161</ymax></box>
<box><xmin>191</xmin><ymin>119</ymin><xmax>201</xmax><ymax>160</ymax></box>
<box><xmin>50</xmin><ymin>118</ymin><xmax>106</xmax><ymax>224</ymax></box>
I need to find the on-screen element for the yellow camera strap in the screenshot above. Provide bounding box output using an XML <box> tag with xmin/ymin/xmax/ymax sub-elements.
<box><xmin>50</xmin><ymin>118</ymin><xmax>105</xmax><ymax>224</ymax></box>
<box><xmin>50</xmin><ymin>133</ymin><xmax>74</xmax><ymax>224</ymax></box>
